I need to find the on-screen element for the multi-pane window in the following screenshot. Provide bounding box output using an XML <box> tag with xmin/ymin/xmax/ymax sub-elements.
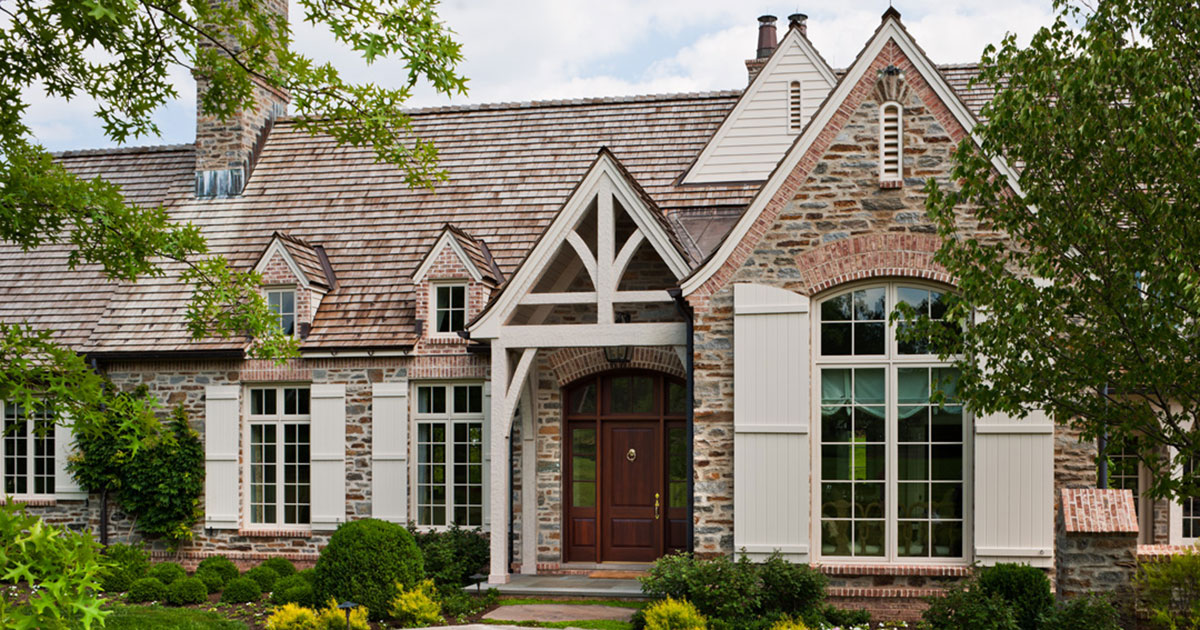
<box><xmin>1104</xmin><ymin>441</ymin><xmax>1143</xmax><ymax>516</ymax></box>
<box><xmin>247</xmin><ymin>386</ymin><xmax>310</xmax><ymax>526</ymax></box>
<box><xmin>1183</xmin><ymin>456</ymin><xmax>1200</xmax><ymax>539</ymax></box>
<box><xmin>267</xmin><ymin>289</ymin><xmax>296</xmax><ymax>336</ymax></box>
<box><xmin>434</xmin><ymin>285</ymin><xmax>467</xmax><ymax>333</ymax></box>
<box><xmin>415</xmin><ymin>384</ymin><xmax>485</xmax><ymax>527</ymax></box>
<box><xmin>880</xmin><ymin>102</ymin><xmax>903</xmax><ymax>183</ymax></box>
<box><xmin>3</xmin><ymin>402</ymin><xmax>54</xmax><ymax>497</ymax></box>
<box><xmin>817</xmin><ymin>283</ymin><xmax>966</xmax><ymax>562</ymax></box>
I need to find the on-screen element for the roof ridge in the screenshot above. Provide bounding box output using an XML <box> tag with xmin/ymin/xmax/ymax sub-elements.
<box><xmin>52</xmin><ymin>143</ymin><xmax>195</xmax><ymax>158</ymax></box>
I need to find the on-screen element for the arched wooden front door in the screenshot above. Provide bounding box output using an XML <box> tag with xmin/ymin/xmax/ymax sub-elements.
<box><xmin>563</xmin><ymin>371</ymin><xmax>688</xmax><ymax>563</ymax></box>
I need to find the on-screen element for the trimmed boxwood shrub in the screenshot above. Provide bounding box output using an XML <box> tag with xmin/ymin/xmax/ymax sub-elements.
<box><xmin>147</xmin><ymin>562</ymin><xmax>186</xmax><ymax>586</ymax></box>
<box><xmin>977</xmin><ymin>563</ymin><xmax>1054</xmax><ymax>630</ymax></box>
<box><xmin>270</xmin><ymin>574</ymin><xmax>317</xmax><ymax>607</ymax></box>
<box><xmin>296</xmin><ymin>568</ymin><xmax>316</xmax><ymax>584</ymax></box>
<box><xmin>195</xmin><ymin>568</ymin><xmax>224</xmax><ymax>595</ymax></box>
<box><xmin>197</xmin><ymin>555</ymin><xmax>239</xmax><ymax>583</ymax></box>
<box><xmin>921</xmin><ymin>582</ymin><xmax>1018</xmax><ymax>630</ymax></box>
<box><xmin>127</xmin><ymin>577</ymin><xmax>169</xmax><ymax>603</ymax></box>
<box><xmin>243</xmin><ymin>565</ymin><xmax>280</xmax><ymax>592</ymax></box>
<box><xmin>261</xmin><ymin>557</ymin><xmax>296</xmax><ymax>578</ymax></box>
<box><xmin>220</xmin><ymin>577</ymin><xmax>262</xmax><ymax>604</ymax></box>
<box><xmin>99</xmin><ymin>543</ymin><xmax>149</xmax><ymax>592</ymax></box>
<box><xmin>409</xmin><ymin>524</ymin><xmax>488</xmax><ymax>586</ymax></box>
<box><xmin>758</xmin><ymin>554</ymin><xmax>827</xmax><ymax>617</ymax></box>
<box><xmin>166</xmin><ymin>577</ymin><xmax>208</xmax><ymax>606</ymax></box>
<box><xmin>314</xmin><ymin>518</ymin><xmax>424</xmax><ymax>620</ymax></box>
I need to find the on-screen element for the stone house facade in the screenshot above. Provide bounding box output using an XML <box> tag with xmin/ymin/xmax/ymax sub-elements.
<box><xmin>1</xmin><ymin>5</ymin><xmax>1194</xmax><ymax>617</ymax></box>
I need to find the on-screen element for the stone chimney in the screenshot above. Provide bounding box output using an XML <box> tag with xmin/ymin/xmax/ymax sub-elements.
<box><xmin>746</xmin><ymin>15</ymin><xmax>777</xmax><ymax>84</ymax></box>
<box><xmin>788</xmin><ymin>13</ymin><xmax>808</xmax><ymax>38</ymax></box>
<box><xmin>194</xmin><ymin>0</ymin><xmax>290</xmax><ymax>199</ymax></box>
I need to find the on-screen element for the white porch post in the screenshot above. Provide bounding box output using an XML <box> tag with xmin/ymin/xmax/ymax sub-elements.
<box><xmin>489</xmin><ymin>343</ymin><xmax>511</xmax><ymax>584</ymax></box>
<box><xmin>520</xmin><ymin>369</ymin><xmax>538</xmax><ymax>575</ymax></box>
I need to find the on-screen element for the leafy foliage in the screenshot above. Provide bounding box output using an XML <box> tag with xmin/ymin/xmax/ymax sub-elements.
<box><xmin>916</xmin><ymin>0</ymin><xmax>1200</xmax><ymax>500</ymax></box>
<box><xmin>977</xmin><ymin>563</ymin><xmax>1055</xmax><ymax>630</ymax></box>
<box><xmin>756</xmin><ymin>554</ymin><xmax>827</xmax><ymax>618</ymax></box>
<box><xmin>195</xmin><ymin>568</ymin><xmax>225</xmax><ymax>595</ymax></box>
<box><xmin>919</xmin><ymin>582</ymin><xmax>1019</xmax><ymax>630</ymax></box>
<box><xmin>166</xmin><ymin>576</ymin><xmax>208</xmax><ymax>606</ymax></box>
<box><xmin>439</xmin><ymin>587</ymin><xmax>499</xmax><ymax>623</ymax></box>
<box><xmin>244</xmin><ymin>565</ymin><xmax>281</xmax><ymax>592</ymax></box>
<box><xmin>315</xmin><ymin>599</ymin><xmax>370</xmax><ymax>630</ymax></box>
<box><xmin>390</xmin><ymin>579</ymin><xmax>444</xmax><ymax>628</ymax></box>
<box><xmin>148</xmin><ymin>562</ymin><xmax>187</xmax><ymax>585</ymax></box>
<box><xmin>196</xmin><ymin>555</ymin><xmax>239</xmax><ymax>584</ymax></box>
<box><xmin>119</xmin><ymin>406</ymin><xmax>205</xmax><ymax>544</ymax></box>
<box><xmin>220</xmin><ymin>576</ymin><xmax>262</xmax><ymax>604</ymax></box>
<box><xmin>408</xmin><ymin>523</ymin><xmax>488</xmax><ymax>586</ymax></box>
<box><xmin>272</xmin><ymin>574</ymin><xmax>318</xmax><ymax>608</ymax></box>
<box><xmin>314</xmin><ymin>518</ymin><xmax>424</xmax><ymax>620</ymax></box>
<box><xmin>99</xmin><ymin>543</ymin><xmax>149</xmax><ymax>592</ymax></box>
<box><xmin>643</xmin><ymin>598</ymin><xmax>707</xmax><ymax>630</ymax></box>
<box><xmin>262</xmin><ymin>557</ymin><xmax>297</xmax><ymax>578</ymax></box>
<box><xmin>267</xmin><ymin>603</ymin><xmax>319</xmax><ymax>630</ymax></box>
<box><xmin>127</xmin><ymin>577</ymin><xmax>169</xmax><ymax>603</ymax></box>
<box><xmin>1041</xmin><ymin>594</ymin><xmax>1122</xmax><ymax>630</ymax></box>
<box><xmin>0</xmin><ymin>502</ymin><xmax>109</xmax><ymax>629</ymax></box>
<box><xmin>1136</xmin><ymin>549</ymin><xmax>1200</xmax><ymax>629</ymax></box>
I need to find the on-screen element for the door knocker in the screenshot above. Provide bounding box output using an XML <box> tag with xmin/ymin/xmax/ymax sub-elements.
<box><xmin>626</xmin><ymin>448</ymin><xmax>637</xmax><ymax>462</ymax></box>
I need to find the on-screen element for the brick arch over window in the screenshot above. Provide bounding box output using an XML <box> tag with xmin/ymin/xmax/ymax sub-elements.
<box><xmin>545</xmin><ymin>347</ymin><xmax>685</xmax><ymax>388</ymax></box>
<box><xmin>793</xmin><ymin>233</ymin><xmax>953</xmax><ymax>296</ymax></box>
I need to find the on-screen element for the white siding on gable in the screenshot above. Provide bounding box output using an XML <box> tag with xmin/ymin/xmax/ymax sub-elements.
<box><xmin>733</xmin><ymin>283</ymin><xmax>812</xmax><ymax>562</ymax></box>
<box><xmin>686</xmin><ymin>33</ymin><xmax>837</xmax><ymax>184</ymax></box>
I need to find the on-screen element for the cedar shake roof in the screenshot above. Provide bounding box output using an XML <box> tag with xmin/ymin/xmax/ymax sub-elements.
<box><xmin>444</xmin><ymin>224</ymin><xmax>503</xmax><ymax>285</ymax></box>
<box><xmin>263</xmin><ymin>232</ymin><xmax>335</xmax><ymax>290</ymax></box>
<box><xmin>2</xmin><ymin>63</ymin><xmax>992</xmax><ymax>355</ymax></box>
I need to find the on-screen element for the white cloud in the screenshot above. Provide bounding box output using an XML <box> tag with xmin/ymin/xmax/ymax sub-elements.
<box><xmin>29</xmin><ymin>1</ymin><xmax>1060</xmax><ymax>151</ymax></box>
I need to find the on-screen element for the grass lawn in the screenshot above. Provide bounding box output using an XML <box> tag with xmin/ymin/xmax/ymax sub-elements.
<box><xmin>105</xmin><ymin>605</ymin><xmax>248</xmax><ymax>630</ymax></box>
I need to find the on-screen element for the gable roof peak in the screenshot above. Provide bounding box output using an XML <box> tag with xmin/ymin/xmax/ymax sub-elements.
<box><xmin>882</xmin><ymin>6</ymin><xmax>902</xmax><ymax>23</ymax></box>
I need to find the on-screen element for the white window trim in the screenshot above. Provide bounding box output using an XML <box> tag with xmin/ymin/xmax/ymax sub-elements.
<box><xmin>410</xmin><ymin>382</ymin><xmax>489</xmax><ymax>531</ymax></box>
<box><xmin>879</xmin><ymin>101</ymin><xmax>904</xmax><ymax>183</ymax></box>
<box><xmin>264</xmin><ymin>285</ymin><xmax>299</xmax><ymax>338</ymax></box>
<box><xmin>430</xmin><ymin>282</ymin><xmax>469</xmax><ymax>337</ymax></box>
<box><xmin>1102</xmin><ymin>439</ymin><xmax>1155</xmax><ymax>544</ymax></box>
<box><xmin>241</xmin><ymin>384</ymin><xmax>312</xmax><ymax>532</ymax></box>
<box><xmin>811</xmin><ymin>281</ymin><xmax>974</xmax><ymax>566</ymax></box>
<box><xmin>1169</xmin><ymin>443</ymin><xmax>1199</xmax><ymax>545</ymax></box>
<box><xmin>1</xmin><ymin>400</ymin><xmax>55</xmax><ymax>501</ymax></box>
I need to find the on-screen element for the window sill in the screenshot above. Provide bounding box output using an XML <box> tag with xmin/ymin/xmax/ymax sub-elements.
<box><xmin>815</xmin><ymin>563</ymin><xmax>972</xmax><ymax>577</ymax></box>
<box><xmin>237</xmin><ymin>528</ymin><xmax>313</xmax><ymax>539</ymax></box>
<box><xmin>425</xmin><ymin>334</ymin><xmax>468</xmax><ymax>345</ymax></box>
<box><xmin>0</xmin><ymin>497</ymin><xmax>57</xmax><ymax>507</ymax></box>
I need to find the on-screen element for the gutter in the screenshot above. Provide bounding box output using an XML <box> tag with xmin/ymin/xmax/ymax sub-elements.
<box><xmin>668</xmin><ymin>288</ymin><xmax>696</xmax><ymax>554</ymax></box>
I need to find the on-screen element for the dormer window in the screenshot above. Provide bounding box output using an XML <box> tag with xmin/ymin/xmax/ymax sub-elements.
<box><xmin>880</xmin><ymin>102</ymin><xmax>903</xmax><ymax>185</ymax></box>
<box><xmin>789</xmin><ymin>81</ymin><xmax>803</xmax><ymax>131</ymax></box>
<box><xmin>267</xmin><ymin>288</ymin><xmax>296</xmax><ymax>336</ymax></box>
<box><xmin>434</xmin><ymin>284</ymin><xmax>466</xmax><ymax>334</ymax></box>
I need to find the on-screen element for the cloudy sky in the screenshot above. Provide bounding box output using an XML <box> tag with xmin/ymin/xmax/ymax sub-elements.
<box><xmin>28</xmin><ymin>0</ymin><xmax>1060</xmax><ymax>152</ymax></box>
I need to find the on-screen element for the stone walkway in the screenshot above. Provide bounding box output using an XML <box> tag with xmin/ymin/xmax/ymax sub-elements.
<box><xmin>483</xmin><ymin>603</ymin><xmax>636</xmax><ymax>622</ymax></box>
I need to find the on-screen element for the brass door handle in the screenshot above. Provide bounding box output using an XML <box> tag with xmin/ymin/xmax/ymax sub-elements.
<box><xmin>654</xmin><ymin>493</ymin><xmax>660</xmax><ymax>520</ymax></box>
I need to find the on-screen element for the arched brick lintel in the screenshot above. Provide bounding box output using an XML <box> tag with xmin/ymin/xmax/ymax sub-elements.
<box><xmin>545</xmin><ymin>347</ymin><xmax>685</xmax><ymax>388</ymax></box>
<box><xmin>794</xmin><ymin>233</ymin><xmax>955</xmax><ymax>297</ymax></box>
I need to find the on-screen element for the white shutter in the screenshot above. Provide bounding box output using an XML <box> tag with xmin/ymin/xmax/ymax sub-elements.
<box><xmin>733</xmin><ymin>283</ymin><xmax>811</xmax><ymax>562</ymax></box>
<box><xmin>974</xmin><ymin>409</ymin><xmax>1055</xmax><ymax>566</ymax></box>
<box><xmin>205</xmin><ymin>386</ymin><xmax>240</xmax><ymax>529</ymax></box>
<box><xmin>311</xmin><ymin>384</ymin><xmax>346</xmax><ymax>531</ymax></box>
<box><xmin>371</xmin><ymin>382</ymin><xmax>408</xmax><ymax>524</ymax></box>
<box><xmin>54</xmin><ymin>414</ymin><xmax>86</xmax><ymax>500</ymax></box>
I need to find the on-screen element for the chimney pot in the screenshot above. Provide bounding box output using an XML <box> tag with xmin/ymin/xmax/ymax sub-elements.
<box><xmin>788</xmin><ymin>13</ymin><xmax>808</xmax><ymax>38</ymax></box>
<box><xmin>756</xmin><ymin>15</ymin><xmax>778</xmax><ymax>59</ymax></box>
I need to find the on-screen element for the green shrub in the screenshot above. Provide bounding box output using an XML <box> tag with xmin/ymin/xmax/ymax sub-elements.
<box><xmin>99</xmin><ymin>543</ymin><xmax>149</xmax><ymax>592</ymax></box>
<box><xmin>439</xmin><ymin>587</ymin><xmax>499</xmax><ymax>621</ymax></box>
<box><xmin>408</xmin><ymin>524</ymin><xmax>489</xmax><ymax>586</ymax></box>
<box><xmin>1136</xmin><ymin>549</ymin><xmax>1200</xmax><ymax>630</ymax></box>
<box><xmin>758</xmin><ymin>553</ymin><xmax>827</xmax><ymax>617</ymax></box>
<box><xmin>244</xmin><ymin>565</ymin><xmax>281</xmax><ymax>592</ymax></box>
<box><xmin>220</xmin><ymin>576</ymin><xmax>262</xmax><ymax>604</ymax></box>
<box><xmin>266</xmin><ymin>603</ymin><xmax>318</xmax><ymax>630</ymax></box>
<box><xmin>166</xmin><ymin>576</ymin><xmax>208</xmax><ymax>606</ymax></box>
<box><xmin>644</xmin><ymin>598</ymin><xmax>707</xmax><ymax>630</ymax></box>
<box><xmin>316</xmin><ymin>599</ymin><xmax>370</xmax><ymax>630</ymax></box>
<box><xmin>768</xmin><ymin>619</ymin><xmax>808</xmax><ymax>630</ymax></box>
<box><xmin>390</xmin><ymin>579</ymin><xmax>443</xmax><ymax>628</ymax></box>
<box><xmin>197</xmin><ymin>555</ymin><xmax>239</xmax><ymax>583</ymax></box>
<box><xmin>272</xmin><ymin>574</ymin><xmax>318</xmax><ymax>607</ymax></box>
<box><xmin>195</xmin><ymin>568</ymin><xmax>224</xmax><ymax>594</ymax></box>
<box><xmin>920</xmin><ymin>582</ymin><xmax>1018</xmax><ymax>630</ymax></box>
<box><xmin>127</xmin><ymin>577</ymin><xmax>169</xmax><ymax>603</ymax></box>
<box><xmin>297</xmin><ymin>568</ymin><xmax>316</xmax><ymax>584</ymax></box>
<box><xmin>118</xmin><ymin>406</ymin><xmax>206</xmax><ymax>545</ymax></box>
<box><xmin>1042</xmin><ymin>594</ymin><xmax>1121</xmax><ymax>630</ymax></box>
<box><xmin>314</xmin><ymin>518</ymin><xmax>424</xmax><ymax>620</ymax></box>
<box><xmin>977</xmin><ymin>563</ymin><xmax>1054</xmax><ymax>630</ymax></box>
<box><xmin>262</xmin><ymin>556</ymin><xmax>297</xmax><ymax>578</ymax></box>
<box><xmin>640</xmin><ymin>553</ymin><xmax>762</xmax><ymax>630</ymax></box>
<box><xmin>147</xmin><ymin>561</ymin><xmax>186</xmax><ymax>585</ymax></box>
<box><xmin>802</xmin><ymin>602</ymin><xmax>871</xmax><ymax>629</ymax></box>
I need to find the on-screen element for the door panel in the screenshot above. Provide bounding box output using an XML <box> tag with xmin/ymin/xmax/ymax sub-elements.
<box><xmin>602</xmin><ymin>423</ymin><xmax>660</xmax><ymax>562</ymax></box>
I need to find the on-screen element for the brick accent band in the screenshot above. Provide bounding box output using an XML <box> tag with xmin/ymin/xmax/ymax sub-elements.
<box><xmin>1061</xmin><ymin>488</ymin><xmax>1138</xmax><ymax>535</ymax></box>
<box><xmin>546</xmin><ymin>347</ymin><xmax>685</xmax><ymax>387</ymax></box>
<box><xmin>816</xmin><ymin>563</ymin><xmax>972</xmax><ymax>577</ymax></box>
<box><xmin>794</xmin><ymin>233</ymin><xmax>953</xmax><ymax>296</ymax></box>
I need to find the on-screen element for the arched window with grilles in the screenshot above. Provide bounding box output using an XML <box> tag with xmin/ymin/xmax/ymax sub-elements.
<box><xmin>879</xmin><ymin>102</ymin><xmax>903</xmax><ymax>184</ymax></box>
<box><xmin>789</xmin><ymin>81</ymin><xmax>804</xmax><ymax>131</ymax></box>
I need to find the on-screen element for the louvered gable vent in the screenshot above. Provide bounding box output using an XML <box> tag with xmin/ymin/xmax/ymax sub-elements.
<box><xmin>789</xmin><ymin>81</ymin><xmax>803</xmax><ymax>131</ymax></box>
<box><xmin>880</xmin><ymin>102</ymin><xmax>903</xmax><ymax>185</ymax></box>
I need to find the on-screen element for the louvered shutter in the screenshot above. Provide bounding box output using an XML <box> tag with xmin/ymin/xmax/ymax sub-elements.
<box><xmin>205</xmin><ymin>386</ymin><xmax>240</xmax><ymax>529</ymax></box>
<box><xmin>311</xmin><ymin>384</ymin><xmax>347</xmax><ymax>531</ymax></box>
<box><xmin>974</xmin><ymin>410</ymin><xmax>1055</xmax><ymax>566</ymax></box>
<box><xmin>54</xmin><ymin>414</ymin><xmax>86</xmax><ymax>500</ymax></box>
<box><xmin>733</xmin><ymin>283</ymin><xmax>812</xmax><ymax>562</ymax></box>
<box><xmin>371</xmin><ymin>382</ymin><xmax>408</xmax><ymax>524</ymax></box>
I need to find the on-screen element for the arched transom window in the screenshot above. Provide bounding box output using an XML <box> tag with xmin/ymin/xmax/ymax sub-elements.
<box><xmin>815</xmin><ymin>282</ymin><xmax>969</xmax><ymax>563</ymax></box>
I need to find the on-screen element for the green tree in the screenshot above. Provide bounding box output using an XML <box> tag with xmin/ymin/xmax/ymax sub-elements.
<box><xmin>918</xmin><ymin>0</ymin><xmax>1200</xmax><ymax>501</ymax></box>
<box><xmin>0</xmin><ymin>0</ymin><xmax>466</xmax><ymax>445</ymax></box>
